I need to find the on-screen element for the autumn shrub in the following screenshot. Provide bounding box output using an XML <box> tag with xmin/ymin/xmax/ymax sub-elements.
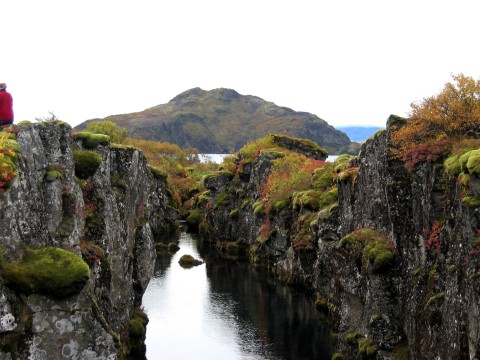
<box><xmin>0</xmin><ymin>132</ymin><xmax>19</xmax><ymax>192</ymax></box>
<box><xmin>392</xmin><ymin>74</ymin><xmax>480</xmax><ymax>167</ymax></box>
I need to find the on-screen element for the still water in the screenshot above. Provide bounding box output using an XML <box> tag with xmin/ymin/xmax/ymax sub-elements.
<box><xmin>142</xmin><ymin>229</ymin><xmax>333</xmax><ymax>360</ymax></box>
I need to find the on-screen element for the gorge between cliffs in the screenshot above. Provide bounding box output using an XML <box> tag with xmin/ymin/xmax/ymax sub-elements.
<box><xmin>1</xmin><ymin>118</ymin><xmax>480</xmax><ymax>359</ymax></box>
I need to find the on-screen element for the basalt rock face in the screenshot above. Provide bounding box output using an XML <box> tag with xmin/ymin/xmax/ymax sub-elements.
<box><xmin>0</xmin><ymin>122</ymin><xmax>176</xmax><ymax>359</ymax></box>
<box><xmin>203</xmin><ymin>116</ymin><xmax>480</xmax><ymax>359</ymax></box>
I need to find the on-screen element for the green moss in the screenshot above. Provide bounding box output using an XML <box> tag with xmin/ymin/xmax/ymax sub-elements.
<box><xmin>199</xmin><ymin>220</ymin><xmax>210</xmax><ymax>236</ymax></box>
<box><xmin>185</xmin><ymin>210</ymin><xmax>204</xmax><ymax>229</ymax></box>
<box><xmin>318</xmin><ymin>187</ymin><xmax>339</xmax><ymax>208</ymax></box>
<box><xmin>334</xmin><ymin>154</ymin><xmax>355</xmax><ymax>173</ymax></box>
<box><xmin>426</xmin><ymin>291</ymin><xmax>445</xmax><ymax>308</ymax></box>
<box><xmin>293</xmin><ymin>190</ymin><xmax>322</xmax><ymax>211</ymax></box>
<box><xmin>337</xmin><ymin>167</ymin><xmax>359</xmax><ymax>182</ymax></box>
<box><xmin>318</xmin><ymin>202</ymin><xmax>338</xmax><ymax>220</ymax></box>
<box><xmin>178</xmin><ymin>254</ymin><xmax>203</xmax><ymax>267</ymax></box>
<box><xmin>241</xmin><ymin>198</ymin><xmax>250</xmax><ymax>209</ymax></box>
<box><xmin>2</xmin><ymin>247</ymin><xmax>90</xmax><ymax>298</ymax></box>
<box><xmin>444</xmin><ymin>154</ymin><xmax>462</xmax><ymax>177</ymax></box>
<box><xmin>128</xmin><ymin>319</ymin><xmax>145</xmax><ymax>337</ymax></box>
<box><xmin>74</xmin><ymin>131</ymin><xmax>110</xmax><ymax>149</ymax></box>
<box><xmin>73</xmin><ymin>150</ymin><xmax>102</xmax><ymax>179</ymax></box>
<box><xmin>345</xmin><ymin>331</ymin><xmax>361</xmax><ymax>345</ymax></box>
<box><xmin>462</xmin><ymin>195</ymin><xmax>480</xmax><ymax>207</ymax></box>
<box><xmin>339</xmin><ymin>228</ymin><xmax>394</xmax><ymax>271</ymax></box>
<box><xmin>259</xmin><ymin>149</ymin><xmax>286</xmax><ymax>159</ymax></box>
<box><xmin>312</xmin><ymin>163</ymin><xmax>336</xmax><ymax>189</ymax></box>
<box><xmin>229</xmin><ymin>208</ymin><xmax>239</xmax><ymax>218</ymax></box>
<box><xmin>358</xmin><ymin>338</ymin><xmax>378</xmax><ymax>357</ymax></box>
<box><xmin>467</xmin><ymin>152</ymin><xmax>480</xmax><ymax>175</ymax></box>
<box><xmin>273</xmin><ymin>199</ymin><xmax>288</xmax><ymax>212</ymax></box>
<box><xmin>214</xmin><ymin>192</ymin><xmax>230</xmax><ymax>209</ymax></box>
<box><xmin>168</xmin><ymin>242</ymin><xmax>180</xmax><ymax>252</ymax></box>
<box><xmin>253</xmin><ymin>201</ymin><xmax>265</xmax><ymax>215</ymax></box>
<box><xmin>331</xmin><ymin>353</ymin><xmax>346</xmax><ymax>360</ymax></box>
<box><xmin>45</xmin><ymin>170</ymin><xmax>62</xmax><ymax>182</ymax></box>
<box><xmin>148</xmin><ymin>164</ymin><xmax>167</xmax><ymax>180</ymax></box>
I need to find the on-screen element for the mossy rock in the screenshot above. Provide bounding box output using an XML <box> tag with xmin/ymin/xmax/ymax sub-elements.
<box><xmin>444</xmin><ymin>154</ymin><xmax>462</xmax><ymax>177</ymax></box>
<box><xmin>45</xmin><ymin>170</ymin><xmax>62</xmax><ymax>182</ymax></box>
<box><xmin>312</xmin><ymin>163</ymin><xmax>336</xmax><ymax>189</ymax></box>
<box><xmin>185</xmin><ymin>210</ymin><xmax>204</xmax><ymax>231</ymax></box>
<box><xmin>2</xmin><ymin>247</ymin><xmax>90</xmax><ymax>299</ymax></box>
<box><xmin>148</xmin><ymin>164</ymin><xmax>167</xmax><ymax>180</ymax></box>
<box><xmin>73</xmin><ymin>150</ymin><xmax>102</xmax><ymax>179</ymax></box>
<box><xmin>178</xmin><ymin>254</ymin><xmax>203</xmax><ymax>268</ymax></box>
<box><xmin>358</xmin><ymin>338</ymin><xmax>378</xmax><ymax>357</ymax></box>
<box><xmin>252</xmin><ymin>201</ymin><xmax>265</xmax><ymax>215</ymax></box>
<box><xmin>331</xmin><ymin>353</ymin><xmax>347</xmax><ymax>360</ymax></box>
<box><xmin>345</xmin><ymin>331</ymin><xmax>362</xmax><ymax>345</ymax></box>
<box><xmin>74</xmin><ymin>131</ymin><xmax>110</xmax><ymax>149</ymax></box>
<box><xmin>168</xmin><ymin>242</ymin><xmax>180</xmax><ymax>252</ymax></box>
<box><xmin>128</xmin><ymin>318</ymin><xmax>145</xmax><ymax>338</ymax></box>
<box><xmin>214</xmin><ymin>192</ymin><xmax>230</xmax><ymax>209</ymax></box>
<box><xmin>426</xmin><ymin>291</ymin><xmax>445</xmax><ymax>308</ymax></box>
<box><xmin>293</xmin><ymin>190</ymin><xmax>322</xmax><ymax>211</ymax></box>
<box><xmin>229</xmin><ymin>208</ymin><xmax>239</xmax><ymax>218</ymax></box>
<box><xmin>128</xmin><ymin>307</ymin><xmax>149</xmax><ymax>338</ymax></box>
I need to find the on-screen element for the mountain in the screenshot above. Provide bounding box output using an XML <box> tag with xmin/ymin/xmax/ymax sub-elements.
<box><xmin>337</xmin><ymin>126</ymin><xmax>384</xmax><ymax>143</ymax></box>
<box><xmin>75</xmin><ymin>88</ymin><xmax>360</xmax><ymax>155</ymax></box>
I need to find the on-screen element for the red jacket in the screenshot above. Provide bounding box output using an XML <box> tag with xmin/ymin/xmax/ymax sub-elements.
<box><xmin>0</xmin><ymin>91</ymin><xmax>14</xmax><ymax>121</ymax></box>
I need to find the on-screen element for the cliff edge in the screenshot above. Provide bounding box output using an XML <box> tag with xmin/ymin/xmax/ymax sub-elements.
<box><xmin>199</xmin><ymin>116</ymin><xmax>480</xmax><ymax>359</ymax></box>
<box><xmin>0</xmin><ymin>122</ymin><xmax>176</xmax><ymax>359</ymax></box>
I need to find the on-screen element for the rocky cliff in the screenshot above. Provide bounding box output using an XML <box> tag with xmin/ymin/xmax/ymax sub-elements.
<box><xmin>199</xmin><ymin>116</ymin><xmax>480</xmax><ymax>359</ymax></box>
<box><xmin>0</xmin><ymin>122</ymin><xmax>176</xmax><ymax>359</ymax></box>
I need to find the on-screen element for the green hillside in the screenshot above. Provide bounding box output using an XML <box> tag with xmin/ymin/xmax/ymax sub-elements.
<box><xmin>75</xmin><ymin>88</ymin><xmax>360</xmax><ymax>155</ymax></box>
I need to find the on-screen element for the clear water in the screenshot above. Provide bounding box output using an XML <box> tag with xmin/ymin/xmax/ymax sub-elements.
<box><xmin>142</xmin><ymin>230</ymin><xmax>333</xmax><ymax>360</ymax></box>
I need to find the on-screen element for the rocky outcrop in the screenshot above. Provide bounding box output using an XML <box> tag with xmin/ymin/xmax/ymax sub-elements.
<box><xmin>202</xmin><ymin>116</ymin><xmax>480</xmax><ymax>359</ymax></box>
<box><xmin>0</xmin><ymin>122</ymin><xmax>176</xmax><ymax>359</ymax></box>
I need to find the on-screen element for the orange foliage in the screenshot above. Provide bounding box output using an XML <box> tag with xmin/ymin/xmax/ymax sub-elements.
<box><xmin>392</xmin><ymin>74</ymin><xmax>480</xmax><ymax>158</ymax></box>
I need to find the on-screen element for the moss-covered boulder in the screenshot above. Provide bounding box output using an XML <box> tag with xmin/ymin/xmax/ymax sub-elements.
<box><xmin>178</xmin><ymin>254</ymin><xmax>203</xmax><ymax>268</ymax></box>
<box><xmin>73</xmin><ymin>131</ymin><xmax>110</xmax><ymax>149</ymax></box>
<box><xmin>73</xmin><ymin>150</ymin><xmax>102</xmax><ymax>179</ymax></box>
<box><xmin>2</xmin><ymin>247</ymin><xmax>90</xmax><ymax>298</ymax></box>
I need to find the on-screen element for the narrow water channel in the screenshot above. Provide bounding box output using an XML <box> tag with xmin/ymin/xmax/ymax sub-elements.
<box><xmin>142</xmin><ymin>229</ymin><xmax>333</xmax><ymax>359</ymax></box>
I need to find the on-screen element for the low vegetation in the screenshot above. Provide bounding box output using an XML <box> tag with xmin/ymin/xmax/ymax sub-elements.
<box><xmin>391</xmin><ymin>74</ymin><xmax>480</xmax><ymax>172</ymax></box>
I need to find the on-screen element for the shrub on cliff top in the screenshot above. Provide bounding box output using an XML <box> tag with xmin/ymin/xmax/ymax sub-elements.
<box><xmin>2</xmin><ymin>247</ymin><xmax>90</xmax><ymax>298</ymax></box>
<box><xmin>391</xmin><ymin>74</ymin><xmax>480</xmax><ymax>166</ymax></box>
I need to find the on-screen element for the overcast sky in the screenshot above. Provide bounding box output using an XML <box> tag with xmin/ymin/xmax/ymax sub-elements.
<box><xmin>2</xmin><ymin>0</ymin><xmax>479</xmax><ymax>128</ymax></box>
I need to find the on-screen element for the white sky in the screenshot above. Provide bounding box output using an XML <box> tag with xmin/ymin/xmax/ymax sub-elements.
<box><xmin>2</xmin><ymin>0</ymin><xmax>479</xmax><ymax>128</ymax></box>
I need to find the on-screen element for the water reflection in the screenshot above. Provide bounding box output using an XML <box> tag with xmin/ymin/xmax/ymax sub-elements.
<box><xmin>142</xmin><ymin>230</ymin><xmax>333</xmax><ymax>359</ymax></box>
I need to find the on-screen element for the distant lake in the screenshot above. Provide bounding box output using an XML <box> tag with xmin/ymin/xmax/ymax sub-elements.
<box><xmin>200</xmin><ymin>154</ymin><xmax>338</xmax><ymax>164</ymax></box>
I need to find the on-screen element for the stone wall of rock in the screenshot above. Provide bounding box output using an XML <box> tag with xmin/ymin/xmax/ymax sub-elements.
<box><xmin>0</xmin><ymin>122</ymin><xmax>176</xmax><ymax>359</ymax></box>
<box><xmin>203</xmin><ymin>117</ymin><xmax>480</xmax><ymax>359</ymax></box>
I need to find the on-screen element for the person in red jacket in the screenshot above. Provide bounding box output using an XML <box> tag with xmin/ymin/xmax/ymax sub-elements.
<box><xmin>0</xmin><ymin>83</ymin><xmax>14</xmax><ymax>129</ymax></box>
